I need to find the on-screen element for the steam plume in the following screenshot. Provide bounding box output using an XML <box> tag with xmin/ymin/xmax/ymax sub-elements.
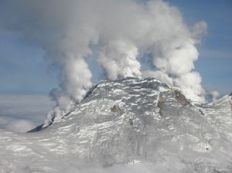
<box><xmin>0</xmin><ymin>0</ymin><xmax>207</xmax><ymax>119</ymax></box>
<box><xmin>99</xmin><ymin>40</ymin><xmax>141</xmax><ymax>80</ymax></box>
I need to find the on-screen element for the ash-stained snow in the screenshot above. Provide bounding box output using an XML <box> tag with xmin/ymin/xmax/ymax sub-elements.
<box><xmin>0</xmin><ymin>78</ymin><xmax>232</xmax><ymax>173</ymax></box>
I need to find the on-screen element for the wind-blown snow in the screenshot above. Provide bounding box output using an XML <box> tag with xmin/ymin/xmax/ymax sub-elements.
<box><xmin>0</xmin><ymin>78</ymin><xmax>232</xmax><ymax>172</ymax></box>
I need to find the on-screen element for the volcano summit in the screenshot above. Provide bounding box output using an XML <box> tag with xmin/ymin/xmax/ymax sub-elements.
<box><xmin>0</xmin><ymin>78</ymin><xmax>232</xmax><ymax>172</ymax></box>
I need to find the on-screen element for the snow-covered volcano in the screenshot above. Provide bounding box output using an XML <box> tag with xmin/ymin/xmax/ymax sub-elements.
<box><xmin>0</xmin><ymin>78</ymin><xmax>232</xmax><ymax>173</ymax></box>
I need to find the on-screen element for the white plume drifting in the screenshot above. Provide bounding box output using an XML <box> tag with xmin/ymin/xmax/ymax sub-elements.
<box><xmin>208</xmin><ymin>90</ymin><xmax>220</xmax><ymax>102</ymax></box>
<box><xmin>99</xmin><ymin>40</ymin><xmax>141</xmax><ymax>80</ymax></box>
<box><xmin>0</xmin><ymin>0</ymin><xmax>207</xmax><ymax>114</ymax></box>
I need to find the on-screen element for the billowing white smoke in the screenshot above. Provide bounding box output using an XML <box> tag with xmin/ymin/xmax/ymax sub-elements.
<box><xmin>99</xmin><ymin>40</ymin><xmax>141</xmax><ymax>80</ymax></box>
<box><xmin>211</xmin><ymin>91</ymin><xmax>220</xmax><ymax>101</ymax></box>
<box><xmin>206</xmin><ymin>90</ymin><xmax>220</xmax><ymax>102</ymax></box>
<box><xmin>0</xmin><ymin>0</ymin><xmax>207</xmax><ymax>119</ymax></box>
<box><xmin>151</xmin><ymin>38</ymin><xmax>205</xmax><ymax>102</ymax></box>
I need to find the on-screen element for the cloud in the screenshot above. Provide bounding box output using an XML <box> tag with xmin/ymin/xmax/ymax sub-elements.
<box><xmin>0</xmin><ymin>95</ymin><xmax>54</xmax><ymax>132</ymax></box>
<box><xmin>0</xmin><ymin>95</ymin><xmax>54</xmax><ymax>119</ymax></box>
<box><xmin>6</xmin><ymin>120</ymin><xmax>35</xmax><ymax>133</ymax></box>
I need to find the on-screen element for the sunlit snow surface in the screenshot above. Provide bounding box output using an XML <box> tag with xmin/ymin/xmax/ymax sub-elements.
<box><xmin>0</xmin><ymin>78</ymin><xmax>232</xmax><ymax>173</ymax></box>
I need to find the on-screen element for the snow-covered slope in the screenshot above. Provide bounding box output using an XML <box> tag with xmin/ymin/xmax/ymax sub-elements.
<box><xmin>0</xmin><ymin>78</ymin><xmax>232</xmax><ymax>173</ymax></box>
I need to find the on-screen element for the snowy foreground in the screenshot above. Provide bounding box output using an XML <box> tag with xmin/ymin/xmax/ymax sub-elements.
<box><xmin>1</xmin><ymin>78</ymin><xmax>232</xmax><ymax>173</ymax></box>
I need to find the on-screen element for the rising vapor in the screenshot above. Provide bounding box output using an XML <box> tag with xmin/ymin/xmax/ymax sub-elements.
<box><xmin>0</xmin><ymin>0</ymin><xmax>207</xmax><ymax>119</ymax></box>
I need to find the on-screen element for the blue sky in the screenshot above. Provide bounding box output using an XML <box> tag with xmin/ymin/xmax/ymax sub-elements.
<box><xmin>0</xmin><ymin>0</ymin><xmax>231</xmax><ymax>96</ymax></box>
<box><xmin>0</xmin><ymin>33</ymin><xmax>56</xmax><ymax>95</ymax></box>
